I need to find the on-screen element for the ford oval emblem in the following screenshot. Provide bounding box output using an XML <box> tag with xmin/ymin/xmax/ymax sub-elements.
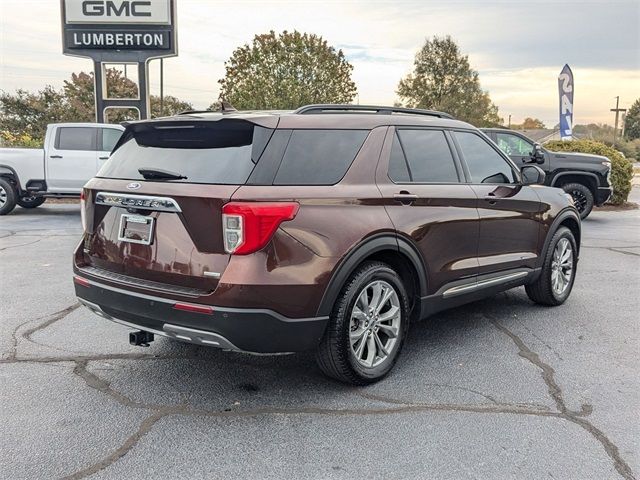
<box><xmin>127</xmin><ymin>182</ymin><xmax>142</xmax><ymax>190</ymax></box>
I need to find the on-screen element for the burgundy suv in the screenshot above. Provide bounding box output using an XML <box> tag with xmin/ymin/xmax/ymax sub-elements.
<box><xmin>73</xmin><ymin>105</ymin><xmax>581</xmax><ymax>384</ymax></box>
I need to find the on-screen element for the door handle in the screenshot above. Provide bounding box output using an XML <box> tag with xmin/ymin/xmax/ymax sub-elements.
<box><xmin>393</xmin><ymin>192</ymin><xmax>418</xmax><ymax>205</ymax></box>
<box><xmin>49</xmin><ymin>155</ymin><xmax>63</xmax><ymax>159</ymax></box>
<box><xmin>98</xmin><ymin>156</ymin><xmax>109</xmax><ymax>160</ymax></box>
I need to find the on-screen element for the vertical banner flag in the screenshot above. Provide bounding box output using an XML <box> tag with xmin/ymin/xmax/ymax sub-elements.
<box><xmin>558</xmin><ymin>64</ymin><xmax>574</xmax><ymax>140</ymax></box>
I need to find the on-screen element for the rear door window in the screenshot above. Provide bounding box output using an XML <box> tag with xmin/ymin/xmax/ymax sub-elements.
<box><xmin>273</xmin><ymin>130</ymin><xmax>368</xmax><ymax>185</ymax></box>
<box><xmin>98</xmin><ymin>121</ymin><xmax>272</xmax><ymax>185</ymax></box>
<box><xmin>388</xmin><ymin>129</ymin><xmax>459</xmax><ymax>183</ymax></box>
<box><xmin>56</xmin><ymin>127</ymin><xmax>96</xmax><ymax>151</ymax></box>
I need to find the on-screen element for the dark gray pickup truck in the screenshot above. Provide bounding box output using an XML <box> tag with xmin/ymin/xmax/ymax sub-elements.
<box><xmin>482</xmin><ymin>128</ymin><xmax>612</xmax><ymax>219</ymax></box>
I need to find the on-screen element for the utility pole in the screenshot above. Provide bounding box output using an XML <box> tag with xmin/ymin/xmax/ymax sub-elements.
<box><xmin>508</xmin><ymin>114</ymin><xmax>511</xmax><ymax>128</ymax></box>
<box><xmin>611</xmin><ymin>96</ymin><xmax>627</xmax><ymax>145</ymax></box>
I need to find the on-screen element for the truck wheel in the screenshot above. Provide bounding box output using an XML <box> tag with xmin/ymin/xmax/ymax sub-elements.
<box><xmin>17</xmin><ymin>195</ymin><xmax>46</xmax><ymax>209</ymax></box>
<box><xmin>315</xmin><ymin>261</ymin><xmax>410</xmax><ymax>385</ymax></box>
<box><xmin>525</xmin><ymin>226</ymin><xmax>577</xmax><ymax>306</ymax></box>
<box><xmin>0</xmin><ymin>178</ymin><xmax>18</xmax><ymax>215</ymax></box>
<box><xmin>562</xmin><ymin>183</ymin><xmax>594</xmax><ymax>219</ymax></box>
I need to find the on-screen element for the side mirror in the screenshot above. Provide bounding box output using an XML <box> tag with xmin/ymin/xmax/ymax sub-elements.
<box><xmin>521</xmin><ymin>165</ymin><xmax>546</xmax><ymax>185</ymax></box>
<box><xmin>530</xmin><ymin>144</ymin><xmax>545</xmax><ymax>164</ymax></box>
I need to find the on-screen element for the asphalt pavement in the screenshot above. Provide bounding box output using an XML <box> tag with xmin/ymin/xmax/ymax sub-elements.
<box><xmin>1</xmin><ymin>190</ymin><xmax>638</xmax><ymax>480</ymax></box>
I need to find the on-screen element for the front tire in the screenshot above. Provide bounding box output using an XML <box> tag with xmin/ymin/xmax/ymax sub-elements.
<box><xmin>316</xmin><ymin>261</ymin><xmax>410</xmax><ymax>385</ymax></box>
<box><xmin>525</xmin><ymin>226</ymin><xmax>577</xmax><ymax>306</ymax></box>
<box><xmin>17</xmin><ymin>195</ymin><xmax>46</xmax><ymax>209</ymax></box>
<box><xmin>0</xmin><ymin>178</ymin><xmax>17</xmax><ymax>215</ymax></box>
<box><xmin>562</xmin><ymin>183</ymin><xmax>594</xmax><ymax>219</ymax></box>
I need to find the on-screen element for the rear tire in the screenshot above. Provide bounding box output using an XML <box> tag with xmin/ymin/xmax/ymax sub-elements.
<box><xmin>525</xmin><ymin>226</ymin><xmax>577</xmax><ymax>306</ymax></box>
<box><xmin>315</xmin><ymin>261</ymin><xmax>410</xmax><ymax>385</ymax></box>
<box><xmin>17</xmin><ymin>195</ymin><xmax>46</xmax><ymax>209</ymax></box>
<box><xmin>0</xmin><ymin>178</ymin><xmax>17</xmax><ymax>216</ymax></box>
<box><xmin>562</xmin><ymin>182</ymin><xmax>593</xmax><ymax>219</ymax></box>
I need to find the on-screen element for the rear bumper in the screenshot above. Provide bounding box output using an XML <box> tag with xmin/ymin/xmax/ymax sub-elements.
<box><xmin>74</xmin><ymin>276</ymin><xmax>329</xmax><ymax>353</ymax></box>
<box><xmin>595</xmin><ymin>187</ymin><xmax>613</xmax><ymax>206</ymax></box>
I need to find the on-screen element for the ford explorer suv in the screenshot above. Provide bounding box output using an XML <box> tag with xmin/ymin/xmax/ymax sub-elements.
<box><xmin>481</xmin><ymin>128</ymin><xmax>612</xmax><ymax>219</ymax></box>
<box><xmin>0</xmin><ymin>123</ymin><xmax>124</xmax><ymax>215</ymax></box>
<box><xmin>73</xmin><ymin>105</ymin><xmax>581</xmax><ymax>385</ymax></box>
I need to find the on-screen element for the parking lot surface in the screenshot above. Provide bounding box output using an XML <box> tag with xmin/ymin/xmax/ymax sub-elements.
<box><xmin>1</xmin><ymin>191</ymin><xmax>639</xmax><ymax>480</ymax></box>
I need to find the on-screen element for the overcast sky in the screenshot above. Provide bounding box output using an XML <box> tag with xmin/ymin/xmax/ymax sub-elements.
<box><xmin>1</xmin><ymin>0</ymin><xmax>638</xmax><ymax>126</ymax></box>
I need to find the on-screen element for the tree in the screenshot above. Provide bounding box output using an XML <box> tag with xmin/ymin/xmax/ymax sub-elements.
<box><xmin>624</xmin><ymin>98</ymin><xmax>640</xmax><ymax>140</ymax></box>
<box><xmin>0</xmin><ymin>86</ymin><xmax>67</xmax><ymax>145</ymax></box>
<box><xmin>397</xmin><ymin>36</ymin><xmax>502</xmax><ymax>127</ymax></box>
<box><xmin>62</xmin><ymin>70</ymin><xmax>192</xmax><ymax>121</ymax></box>
<box><xmin>521</xmin><ymin>117</ymin><xmax>545</xmax><ymax>129</ymax></box>
<box><xmin>216</xmin><ymin>30</ymin><xmax>357</xmax><ymax>110</ymax></box>
<box><xmin>510</xmin><ymin>117</ymin><xmax>546</xmax><ymax>130</ymax></box>
<box><xmin>0</xmin><ymin>69</ymin><xmax>193</xmax><ymax>146</ymax></box>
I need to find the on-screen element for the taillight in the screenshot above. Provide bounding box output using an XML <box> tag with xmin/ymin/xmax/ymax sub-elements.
<box><xmin>80</xmin><ymin>190</ymin><xmax>86</xmax><ymax>232</ymax></box>
<box><xmin>222</xmin><ymin>202</ymin><xmax>299</xmax><ymax>255</ymax></box>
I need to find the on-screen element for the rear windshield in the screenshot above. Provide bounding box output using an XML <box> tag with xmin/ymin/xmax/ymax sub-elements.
<box><xmin>97</xmin><ymin>121</ymin><xmax>272</xmax><ymax>185</ymax></box>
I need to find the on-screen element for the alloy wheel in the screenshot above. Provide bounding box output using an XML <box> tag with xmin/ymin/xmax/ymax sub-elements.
<box><xmin>551</xmin><ymin>238</ymin><xmax>573</xmax><ymax>295</ymax></box>
<box><xmin>349</xmin><ymin>280</ymin><xmax>401</xmax><ymax>368</ymax></box>
<box><xmin>0</xmin><ymin>185</ymin><xmax>6</xmax><ymax>207</ymax></box>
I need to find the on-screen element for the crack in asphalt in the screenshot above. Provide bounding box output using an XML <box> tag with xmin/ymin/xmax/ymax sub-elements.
<box><xmin>3</xmin><ymin>296</ymin><xmax>636</xmax><ymax>479</ymax></box>
<box><xmin>608</xmin><ymin>247</ymin><xmax>640</xmax><ymax>257</ymax></box>
<box><xmin>6</xmin><ymin>303</ymin><xmax>81</xmax><ymax>361</ymax></box>
<box><xmin>0</xmin><ymin>238</ymin><xmax>42</xmax><ymax>251</ymax></box>
<box><xmin>490</xmin><ymin>316</ymin><xmax>635</xmax><ymax>480</ymax></box>
<box><xmin>581</xmin><ymin>245</ymin><xmax>640</xmax><ymax>257</ymax></box>
<box><xmin>62</xmin><ymin>359</ymin><xmax>560</xmax><ymax>479</ymax></box>
<box><xmin>60</xmin><ymin>410</ymin><xmax>167</xmax><ymax>480</ymax></box>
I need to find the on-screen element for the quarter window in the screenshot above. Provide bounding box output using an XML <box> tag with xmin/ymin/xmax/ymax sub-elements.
<box><xmin>454</xmin><ymin>131</ymin><xmax>517</xmax><ymax>184</ymax></box>
<box><xmin>273</xmin><ymin>130</ymin><xmax>368</xmax><ymax>185</ymax></box>
<box><xmin>388</xmin><ymin>129</ymin><xmax>459</xmax><ymax>183</ymax></box>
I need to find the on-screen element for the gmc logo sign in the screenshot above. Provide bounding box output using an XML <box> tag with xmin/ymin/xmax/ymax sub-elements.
<box><xmin>82</xmin><ymin>1</ymin><xmax>152</xmax><ymax>17</ymax></box>
<box><xmin>64</xmin><ymin>0</ymin><xmax>171</xmax><ymax>25</ymax></box>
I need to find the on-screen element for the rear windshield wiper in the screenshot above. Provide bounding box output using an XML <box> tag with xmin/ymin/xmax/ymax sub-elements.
<box><xmin>138</xmin><ymin>168</ymin><xmax>187</xmax><ymax>181</ymax></box>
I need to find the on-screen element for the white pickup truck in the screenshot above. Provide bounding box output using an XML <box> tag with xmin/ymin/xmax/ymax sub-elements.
<box><xmin>0</xmin><ymin>123</ymin><xmax>124</xmax><ymax>215</ymax></box>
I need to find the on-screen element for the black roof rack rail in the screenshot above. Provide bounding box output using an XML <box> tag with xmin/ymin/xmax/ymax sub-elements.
<box><xmin>294</xmin><ymin>104</ymin><xmax>454</xmax><ymax>119</ymax></box>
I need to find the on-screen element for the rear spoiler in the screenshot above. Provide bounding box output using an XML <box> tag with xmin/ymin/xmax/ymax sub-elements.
<box><xmin>111</xmin><ymin>117</ymin><xmax>279</xmax><ymax>153</ymax></box>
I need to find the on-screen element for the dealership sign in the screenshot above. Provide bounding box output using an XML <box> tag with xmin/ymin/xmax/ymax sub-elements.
<box><xmin>61</xmin><ymin>0</ymin><xmax>177</xmax><ymax>60</ymax></box>
<box><xmin>557</xmin><ymin>64</ymin><xmax>574</xmax><ymax>140</ymax></box>
<box><xmin>60</xmin><ymin>0</ymin><xmax>178</xmax><ymax>123</ymax></box>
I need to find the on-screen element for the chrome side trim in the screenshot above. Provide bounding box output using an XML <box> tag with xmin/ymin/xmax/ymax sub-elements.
<box><xmin>442</xmin><ymin>271</ymin><xmax>528</xmax><ymax>298</ymax></box>
<box><xmin>78</xmin><ymin>298</ymin><xmax>241</xmax><ymax>351</ymax></box>
<box><xmin>203</xmin><ymin>271</ymin><xmax>221</xmax><ymax>279</ymax></box>
<box><xmin>95</xmin><ymin>191</ymin><xmax>182</xmax><ymax>212</ymax></box>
